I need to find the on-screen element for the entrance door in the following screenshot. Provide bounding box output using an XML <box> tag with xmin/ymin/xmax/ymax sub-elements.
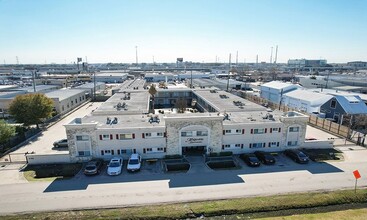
<box><xmin>182</xmin><ymin>146</ymin><xmax>206</xmax><ymax>156</ymax></box>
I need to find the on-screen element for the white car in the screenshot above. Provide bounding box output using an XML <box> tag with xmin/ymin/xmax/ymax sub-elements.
<box><xmin>107</xmin><ymin>157</ymin><xmax>123</xmax><ymax>176</ymax></box>
<box><xmin>127</xmin><ymin>154</ymin><xmax>142</xmax><ymax>172</ymax></box>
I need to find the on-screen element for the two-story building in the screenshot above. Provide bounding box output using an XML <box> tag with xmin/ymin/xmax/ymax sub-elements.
<box><xmin>64</xmin><ymin>84</ymin><xmax>309</xmax><ymax>162</ymax></box>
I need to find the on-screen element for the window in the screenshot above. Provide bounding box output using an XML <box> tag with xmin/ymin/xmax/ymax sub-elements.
<box><xmin>145</xmin><ymin>133</ymin><xmax>152</xmax><ymax>137</ymax></box>
<box><xmin>67</xmin><ymin>104</ymin><xmax>70</xmax><ymax>108</ymax></box>
<box><xmin>76</xmin><ymin>135</ymin><xmax>89</xmax><ymax>141</ymax></box>
<box><xmin>235</xmin><ymin>144</ymin><xmax>241</xmax><ymax>148</ymax></box>
<box><xmin>119</xmin><ymin>134</ymin><xmax>133</xmax><ymax>139</ymax></box>
<box><xmin>330</xmin><ymin>99</ymin><xmax>336</xmax><ymax>109</ymax></box>
<box><xmin>71</xmin><ymin>101</ymin><xmax>74</xmax><ymax>106</ymax></box>
<box><xmin>269</xmin><ymin>142</ymin><xmax>279</xmax><ymax>147</ymax></box>
<box><xmin>251</xmin><ymin>143</ymin><xmax>264</xmax><ymax>148</ymax></box>
<box><xmin>181</xmin><ymin>131</ymin><xmax>193</xmax><ymax>137</ymax></box>
<box><xmin>156</xmin><ymin>132</ymin><xmax>163</xmax><ymax>137</ymax></box>
<box><xmin>146</xmin><ymin>148</ymin><xmax>152</xmax><ymax>152</ymax></box>
<box><xmin>287</xmin><ymin>141</ymin><xmax>298</xmax><ymax>146</ymax></box>
<box><xmin>224</xmin><ymin>144</ymin><xmax>231</xmax><ymax>148</ymax></box>
<box><xmin>102</xmin><ymin>134</ymin><xmax>110</xmax><ymax>140</ymax></box>
<box><xmin>254</xmin><ymin>128</ymin><xmax>265</xmax><ymax>134</ymax></box>
<box><xmin>235</xmin><ymin>129</ymin><xmax>242</xmax><ymax>134</ymax></box>
<box><xmin>157</xmin><ymin>148</ymin><xmax>164</xmax><ymax>151</ymax></box>
<box><xmin>225</xmin><ymin>130</ymin><xmax>231</xmax><ymax>134</ymax></box>
<box><xmin>78</xmin><ymin>151</ymin><xmax>90</xmax><ymax>156</ymax></box>
<box><xmin>271</xmin><ymin>128</ymin><xmax>279</xmax><ymax>132</ymax></box>
<box><xmin>197</xmin><ymin>131</ymin><xmax>208</xmax><ymax>136</ymax></box>
<box><xmin>62</xmin><ymin>106</ymin><xmax>64</xmax><ymax>111</ymax></box>
<box><xmin>289</xmin><ymin>127</ymin><xmax>299</xmax><ymax>132</ymax></box>
<box><xmin>79</xmin><ymin>97</ymin><xmax>82</xmax><ymax>101</ymax></box>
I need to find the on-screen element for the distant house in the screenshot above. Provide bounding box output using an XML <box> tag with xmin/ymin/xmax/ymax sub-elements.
<box><xmin>260</xmin><ymin>81</ymin><xmax>301</xmax><ymax>104</ymax></box>
<box><xmin>283</xmin><ymin>90</ymin><xmax>333</xmax><ymax>114</ymax></box>
<box><xmin>320</xmin><ymin>95</ymin><xmax>367</xmax><ymax>123</ymax></box>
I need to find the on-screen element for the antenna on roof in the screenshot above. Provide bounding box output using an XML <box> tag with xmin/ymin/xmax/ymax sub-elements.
<box><xmin>274</xmin><ymin>45</ymin><xmax>278</xmax><ymax>64</ymax></box>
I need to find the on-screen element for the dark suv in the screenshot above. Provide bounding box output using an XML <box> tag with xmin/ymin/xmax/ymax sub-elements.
<box><xmin>284</xmin><ymin>149</ymin><xmax>309</xmax><ymax>164</ymax></box>
<box><xmin>240</xmin><ymin>153</ymin><xmax>261</xmax><ymax>167</ymax></box>
<box><xmin>254</xmin><ymin>151</ymin><xmax>276</xmax><ymax>165</ymax></box>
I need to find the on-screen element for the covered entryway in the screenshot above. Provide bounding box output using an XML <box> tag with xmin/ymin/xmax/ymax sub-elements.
<box><xmin>182</xmin><ymin>146</ymin><xmax>206</xmax><ymax>156</ymax></box>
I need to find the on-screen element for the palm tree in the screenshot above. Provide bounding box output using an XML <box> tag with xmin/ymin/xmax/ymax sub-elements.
<box><xmin>148</xmin><ymin>84</ymin><xmax>157</xmax><ymax>113</ymax></box>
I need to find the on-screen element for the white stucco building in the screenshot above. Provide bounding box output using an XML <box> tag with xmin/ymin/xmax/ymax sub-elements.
<box><xmin>260</xmin><ymin>81</ymin><xmax>301</xmax><ymax>104</ymax></box>
<box><xmin>64</xmin><ymin>82</ymin><xmax>309</xmax><ymax>162</ymax></box>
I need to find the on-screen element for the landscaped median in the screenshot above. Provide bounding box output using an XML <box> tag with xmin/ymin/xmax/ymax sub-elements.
<box><xmin>2</xmin><ymin>189</ymin><xmax>367</xmax><ymax>219</ymax></box>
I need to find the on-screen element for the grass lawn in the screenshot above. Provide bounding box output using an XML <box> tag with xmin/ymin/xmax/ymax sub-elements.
<box><xmin>259</xmin><ymin>208</ymin><xmax>367</xmax><ymax>220</ymax></box>
<box><xmin>22</xmin><ymin>163</ymin><xmax>82</xmax><ymax>182</ymax></box>
<box><xmin>2</xmin><ymin>189</ymin><xmax>367</xmax><ymax>219</ymax></box>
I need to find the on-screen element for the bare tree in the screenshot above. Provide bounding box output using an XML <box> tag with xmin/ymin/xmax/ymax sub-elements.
<box><xmin>148</xmin><ymin>84</ymin><xmax>157</xmax><ymax>113</ymax></box>
<box><xmin>175</xmin><ymin>98</ymin><xmax>187</xmax><ymax>114</ymax></box>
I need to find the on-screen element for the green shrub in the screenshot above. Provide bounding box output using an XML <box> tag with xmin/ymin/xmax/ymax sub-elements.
<box><xmin>219</xmin><ymin>151</ymin><xmax>233</xmax><ymax>156</ymax></box>
<box><xmin>164</xmin><ymin>154</ymin><xmax>182</xmax><ymax>159</ymax></box>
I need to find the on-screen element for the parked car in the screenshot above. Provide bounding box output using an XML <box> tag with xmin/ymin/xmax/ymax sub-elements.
<box><xmin>84</xmin><ymin>159</ymin><xmax>104</xmax><ymax>176</ymax></box>
<box><xmin>107</xmin><ymin>157</ymin><xmax>123</xmax><ymax>176</ymax></box>
<box><xmin>240</xmin><ymin>153</ymin><xmax>261</xmax><ymax>167</ymax></box>
<box><xmin>127</xmin><ymin>153</ymin><xmax>142</xmax><ymax>172</ymax></box>
<box><xmin>53</xmin><ymin>139</ymin><xmax>68</xmax><ymax>148</ymax></box>
<box><xmin>284</xmin><ymin>149</ymin><xmax>309</xmax><ymax>164</ymax></box>
<box><xmin>254</xmin><ymin>151</ymin><xmax>276</xmax><ymax>165</ymax></box>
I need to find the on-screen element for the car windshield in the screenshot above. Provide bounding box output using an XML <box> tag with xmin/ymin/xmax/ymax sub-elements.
<box><xmin>249</xmin><ymin>156</ymin><xmax>258</xmax><ymax>162</ymax></box>
<box><xmin>264</xmin><ymin>154</ymin><xmax>273</xmax><ymax>160</ymax></box>
<box><xmin>129</xmin><ymin>159</ymin><xmax>139</xmax><ymax>165</ymax></box>
<box><xmin>85</xmin><ymin>165</ymin><xmax>96</xmax><ymax>170</ymax></box>
<box><xmin>298</xmin><ymin>152</ymin><xmax>308</xmax><ymax>158</ymax></box>
<box><xmin>109</xmin><ymin>162</ymin><xmax>120</xmax><ymax>167</ymax></box>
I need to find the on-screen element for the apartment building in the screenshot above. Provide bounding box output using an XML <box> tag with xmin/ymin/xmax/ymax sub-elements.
<box><xmin>65</xmin><ymin>85</ymin><xmax>309</xmax><ymax>162</ymax></box>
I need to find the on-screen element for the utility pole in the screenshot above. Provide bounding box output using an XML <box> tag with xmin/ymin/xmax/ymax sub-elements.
<box><xmin>270</xmin><ymin>47</ymin><xmax>273</xmax><ymax>64</ymax></box>
<box><xmin>236</xmin><ymin>51</ymin><xmax>238</xmax><ymax>66</ymax></box>
<box><xmin>227</xmin><ymin>53</ymin><xmax>231</xmax><ymax>92</ymax></box>
<box><xmin>32</xmin><ymin>69</ymin><xmax>36</xmax><ymax>92</ymax></box>
<box><xmin>16</xmin><ymin>56</ymin><xmax>19</xmax><ymax>65</ymax></box>
<box><xmin>274</xmin><ymin>45</ymin><xmax>278</xmax><ymax>64</ymax></box>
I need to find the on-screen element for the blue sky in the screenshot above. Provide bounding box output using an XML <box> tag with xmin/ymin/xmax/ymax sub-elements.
<box><xmin>0</xmin><ymin>0</ymin><xmax>366</xmax><ymax>64</ymax></box>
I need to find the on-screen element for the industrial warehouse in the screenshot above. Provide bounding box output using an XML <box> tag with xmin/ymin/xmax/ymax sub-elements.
<box><xmin>64</xmin><ymin>82</ymin><xmax>312</xmax><ymax>162</ymax></box>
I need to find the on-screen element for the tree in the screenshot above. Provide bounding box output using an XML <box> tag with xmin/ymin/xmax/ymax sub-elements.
<box><xmin>148</xmin><ymin>84</ymin><xmax>157</xmax><ymax>113</ymax></box>
<box><xmin>0</xmin><ymin>120</ymin><xmax>15</xmax><ymax>145</ymax></box>
<box><xmin>9</xmin><ymin>93</ymin><xmax>54</xmax><ymax>129</ymax></box>
<box><xmin>175</xmin><ymin>98</ymin><xmax>187</xmax><ymax>113</ymax></box>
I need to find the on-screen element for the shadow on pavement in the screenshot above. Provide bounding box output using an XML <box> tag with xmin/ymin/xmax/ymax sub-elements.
<box><xmin>43</xmin><ymin>155</ymin><xmax>344</xmax><ymax>193</ymax></box>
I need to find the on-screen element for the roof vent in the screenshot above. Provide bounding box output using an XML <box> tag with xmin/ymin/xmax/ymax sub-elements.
<box><xmin>149</xmin><ymin>115</ymin><xmax>160</xmax><ymax>124</ymax></box>
<box><xmin>112</xmin><ymin>117</ymin><xmax>118</xmax><ymax>124</ymax></box>
<box><xmin>223</xmin><ymin>113</ymin><xmax>230</xmax><ymax>121</ymax></box>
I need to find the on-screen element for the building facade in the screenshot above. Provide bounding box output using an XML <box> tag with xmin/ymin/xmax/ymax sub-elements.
<box><xmin>64</xmin><ymin>84</ymin><xmax>309</xmax><ymax>162</ymax></box>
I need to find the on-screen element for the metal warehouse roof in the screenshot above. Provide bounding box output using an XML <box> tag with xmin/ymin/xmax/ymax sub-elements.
<box><xmin>283</xmin><ymin>90</ymin><xmax>333</xmax><ymax>107</ymax></box>
<box><xmin>260</xmin><ymin>81</ymin><xmax>301</xmax><ymax>90</ymax></box>
<box><xmin>45</xmin><ymin>89</ymin><xmax>86</xmax><ymax>101</ymax></box>
<box><xmin>335</xmin><ymin>95</ymin><xmax>367</xmax><ymax>114</ymax></box>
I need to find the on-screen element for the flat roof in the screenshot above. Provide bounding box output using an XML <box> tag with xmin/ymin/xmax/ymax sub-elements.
<box><xmin>72</xmin><ymin>86</ymin><xmax>295</xmax><ymax>127</ymax></box>
<box><xmin>12</xmin><ymin>85</ymin><xmax>59</xmax><ymax>93</ymax></box>
<box><xmin>75</xmin><ymin>82</ymin><xmax>105</xmax><ymax>89</ymax></box>
<box><xmin>93</xmin><ymin>90</ymin><xmax>150</xmax><ymax>115</ymax></box>
<box><xmin>260</xmin><ymin>81</ymin><xmax>300</xmax><ymax>90</ymax></box>
<box><xmin>0</xmin><ymin>85</ymin><xmax>18</xmax><ymax>91</ymax></box>
<box><xmin>96</xmin><ymin>72</ymin><xmax>128</xmax><ymax>77</ymax></box>
<box><xmin>193</xmin><ymin>89</ymin><xmax>267</xmax><ymax>112</ymax></box>
<box><xmin>45</xmin><ymin>88</ymin><xmax>86</xmax><ymax>101</ymax></box>
<box><xmin>0</xmin><ymin>91</ymin><xmax>26</xmax><ymax>99</ymax></box>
